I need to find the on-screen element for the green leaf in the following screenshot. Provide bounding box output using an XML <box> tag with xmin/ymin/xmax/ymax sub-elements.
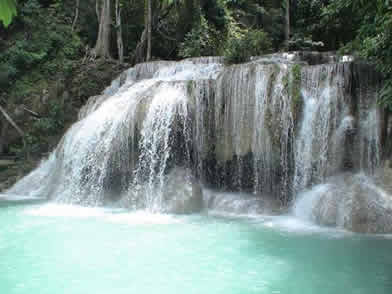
<box><xmin>0</xmin><ymin>0</ymin><xmax>17</xmax><ymax>27</ymax></box>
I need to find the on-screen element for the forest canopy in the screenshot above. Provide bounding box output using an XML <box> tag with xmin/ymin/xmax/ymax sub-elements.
<box><xmin>1</xmin><ymin>0</ymin><xmax>392</xmax><ymax>108</ymax></box>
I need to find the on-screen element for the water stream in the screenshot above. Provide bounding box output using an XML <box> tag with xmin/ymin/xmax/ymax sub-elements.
<box><xmin>1</xmin><ymin>201</ymin><xmax>392</xmax><ymax>294</ymax></box>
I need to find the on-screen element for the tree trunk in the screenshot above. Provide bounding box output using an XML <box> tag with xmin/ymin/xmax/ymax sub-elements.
<box><xmin>93</xmin><ymin>0</ymin><xmax>112</xmax><ymax>59</ymax></box>
<box><xmin>134</xmin><ymin>0</ymin><xmax>170</xmax><ymax>64</ymax></box>
<box><xmin>146</xmin><ymin>0</ymin><xmax>152</xmax><ymax>61</ymax></box>
<box><xmin>71</xmin><ymin>0</ymin><xmax>80</xmax><ymax>31</ymax></box>
<box><xmin>115</xmin><ymin>0</ymin><xmax>124</xmax><ymax>63</ymax></box>
<box><xmin>0</xmin><ymin>120</ymin><xmax>5</xmax><ymax>154</ymax></box>
<box><xmin>193</xmin><ymin>0</ymin><xmax>201</xmax><ymax>25</ymax></box>
<box><xmin>96</xmin><ymin>0</ymin><xmax>100</xmax><ymax>22</ymax></box>
<box><xmin>134</xmin><ymin>29</ymin><xmax>147</xmax><ymax>64</ymax></box>
<box><xmin>285</xmin><ymin>0</ymin><xmax>290</xmax><ymax>49</ymax></box>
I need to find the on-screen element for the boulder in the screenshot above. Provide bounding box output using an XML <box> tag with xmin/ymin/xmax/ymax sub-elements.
<box><xmin>373</xmin><ymin>160</ymin><xmax>392</xmax><ymax>195</ymax></box>
<box><xmin>307</xmin><ymin>174</ymin><xmax>392</xmax><ymax>234</ymax></box>
<box><xmin>0</xmin><ymin>159</ymin><xmax>15</xmax><ymax>167</ymax></box>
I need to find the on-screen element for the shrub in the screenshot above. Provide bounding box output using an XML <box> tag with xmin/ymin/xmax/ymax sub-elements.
<box><xmin>288</xmin><ymin>33</ymin><xmax>324</xmax><ymax>51</ymax></box>
<box><xmin>224</xmin><ymin>29</ymin><xmax>272</xmax><ymax>64</ymax></box>
<box><xmin>178</xmin><ymin>15</ymin><xmax>218</xmax><ymax>58</ymax></box>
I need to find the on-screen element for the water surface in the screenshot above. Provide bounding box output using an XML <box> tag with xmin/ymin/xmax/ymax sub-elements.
<box><xmin>1</xmin><ymin>200</ymin><xmax>391</xmax><ymax>294</ymax></box>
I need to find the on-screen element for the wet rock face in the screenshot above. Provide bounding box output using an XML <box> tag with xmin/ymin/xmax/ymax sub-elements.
<box><xmin>192</xmin><ymin>58</ymin><xmax>383</xmax><ymax>204</ymax></box>
<box><xmin>312</xmin><ymin>187</ymin><xmax>339</xmax><ymax>227</ymax></box>
<box><xmin>263</xmin><ymin>51</ymin><xmax>354</xmax><ymax>65</ymax></box>
<box><xmin>161</xmin><ymin>168</ymin><xmax>203</xmax><ymax>214</ymax></box>
<box><xmin>309</xmin><ymin>174</ymin><xmax>392</xmax><ymax>234</ymax></box>
<box><xmin>373</xmin><ymin>161</ymin><xmax>392</xmax><ymax>195</ymax></box>
<box><xmin>349</xmin><ymin>185</ymin><xmax>392</xmax><ymax>234</ymax></box>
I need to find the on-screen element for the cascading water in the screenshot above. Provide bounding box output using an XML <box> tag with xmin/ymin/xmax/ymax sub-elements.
<box><xmin>292</xmin><ymin>62</ymin><xmax>387</xmax><ymax>232</ymax></box>
<box><xmin>7</xmin><ymin>60</ymin><xmax>223</xmax><ymax>211</ymax></box>
<box><xmin>5</xmin><ymin>53</ymin><xmax>390</xmax><ymax>232</ymax></box>
<box><xmin>213</xmin><ymin>62</ymin><xmax>295</xmax><ymax>200</ymax></box>
<box><xmin>293</xmin><ymin>64</ymin><xmax>351</xmax><ymax>192</ymax></box>
<box><xmin>132</xmin><ymin>83</ymin><xmax>189</xmax><ymax>211</ymax></box>
<box><xmin>359</xmin><ymin>103</ymin><xmax>381</xmax><ymax>172</ymax></box>
<box><xmin>8</xmin><ymin>79</ymin><xmax>157</xmax><ymax>205</ymax></box>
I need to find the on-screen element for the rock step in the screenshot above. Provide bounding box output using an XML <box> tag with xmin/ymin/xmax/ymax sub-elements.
<box><xmin>0</xmin><ymin>159</ymin><xmax>16</xmax><ymax>167</ymax></box>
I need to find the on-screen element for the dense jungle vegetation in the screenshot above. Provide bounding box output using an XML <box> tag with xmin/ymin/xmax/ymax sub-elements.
<box><xmin>0</xmin><ymin>0</ymin><xmax>391</xmax><ymax>179</ymax></box>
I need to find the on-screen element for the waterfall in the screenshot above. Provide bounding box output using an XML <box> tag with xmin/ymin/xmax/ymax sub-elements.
<box><xmin>291</xmin><ymin>62</ymin><xmax>386</xmax><ymax>232</ymax></box>
<box><xmin>8</xmin><ymin>59</ymin><xmax>223</xmax><ymax>210</ymax></box>
<box><xmin>213</xmin><ymin>62</ymin><xmax>294</xmax><ymax>201</ymax></box>
<box><xmin>14</xmin><ymin>79</ymin><xmax>158</xmax><ymax>205</ymax></box>
<box><xmin>293</xmin><ymin>64</ymin><xmax>351</xmax><ymax>192</ymax></box>
<box><xmin>6</xmin><ymin>53</ymin><xmax>386</xmax><ymax>220</ymax></box>
<box><xmin>293</xmin><ymin>63</ymin><xmax>383</xmax><ymax>194</ymax></box>
<box><xmin>132</xmin><ymin>83</ymin><xmax>190</xmax><ymax>211</ymax></box>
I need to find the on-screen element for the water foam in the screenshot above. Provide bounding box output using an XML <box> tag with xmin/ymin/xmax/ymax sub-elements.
<box><xmin>24</xmin><ymin>204</ymin><xmax>180</xmax><ymax>225</ymax></box>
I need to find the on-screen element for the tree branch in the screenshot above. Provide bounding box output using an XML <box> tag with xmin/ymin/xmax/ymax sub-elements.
<box><xmin>0</xmin><ymin>105</ymin><xmax>24</xmax><ymax>137</ymax></box>
<box><xmin>72</xmin><ymin>0</ymin><xmax>80</xmax><ymax>31</ymax></box>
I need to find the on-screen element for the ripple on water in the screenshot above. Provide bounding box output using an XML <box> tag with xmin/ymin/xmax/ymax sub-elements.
<box><xmin>0</xmin><ymin>203</ymin><xmax>391</xmax><ymax>294</ymax></box>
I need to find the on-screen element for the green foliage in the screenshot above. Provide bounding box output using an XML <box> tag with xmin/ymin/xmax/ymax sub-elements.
<box><xmin>33</xmin><ymin>100</ymin><xmax>64</xmax><ymax>133</ymax></box>
<box><xmin>291</xmin><ymin>64</ymin><xmax>302</xmax><ymax>107</ymax></box>
<box><xmin>0</xmin><ymin>0</ymin><xmax>82</xmax><ymax>86</ymax></box>
<box><xmin>1</xmin><ymin>0</ymin><xmax>391</xmax><ymax>110</ymax></box>
<box><xmin>320</xmin><ymin>0</ymin><xmax>392</xmax><ymax>109</ymax></box>
<box><xmin>22</xmin><ymin>98</ymin><xmax>65</xmax><ymax>155</ymax></box>
<box><xmin>178</xmin><ymin>15</ymin><xmax>218</xmax><ymax>58</ymax></box>
<box><xmin>379</xmin><ymin>79</ymin><xmax>392</xmax><ymax>110</ymax></box>
<box><xmin>288</xmin><ymin>34</ymin><xmax>324</xmax><ymax>51</ymax></box>
<box><xmin>0</xmin><ymin>0</ymin><xmax>83</xmax><ymax>157</ymax></box>
<box><xmin>0</xmin><ymin>0</ymin><xmax>17</xmax><ymax>27</ymax></box>
<box><xmin>356</xmin><ymin>2</ymin><xmax>392</xmax><ymax>109</ymax></box>
<box><xmin>292</xmin><ymin>1</ymin><xmax>329</xmax><ymax>48</ymax></box>
<box><xmin>8</xmin><ymin>96</ymin><xmax>66</xmax><ymax>157</ymax></box>
<box><xmin>224</xmin><ymin>29</ymin><xmax>272</xmax><ymax>64</ymax></box>
<box><xmin>283</xmin><ymin>64</ymin><xmax>303</xmax><ymax>122</ymax></box>
<box><xmin>224</xmin><ymin>0</ymin><xmax>284</xmax><ymax>49</ymax></box>
<box><xmin>0</xmin><ymin>63</ymin><xmax>17</xmax><ymax>87</ymax></box>
<box><xmin>202</xmin><ymin>0</ymin><xmax>227</xmax><ymax>30</ymax></box>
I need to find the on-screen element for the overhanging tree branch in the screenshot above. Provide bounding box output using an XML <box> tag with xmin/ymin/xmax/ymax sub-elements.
<box><xmin>0</xmin><ymin>105</ymin><xmax>24</xmax><ymax>138</ymax></box>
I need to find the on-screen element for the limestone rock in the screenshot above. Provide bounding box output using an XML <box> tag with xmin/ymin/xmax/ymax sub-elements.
<box><xmin>307</xmin><ymin>174</ymin><xmax>392</xmax><ymax>234</ymax></box>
